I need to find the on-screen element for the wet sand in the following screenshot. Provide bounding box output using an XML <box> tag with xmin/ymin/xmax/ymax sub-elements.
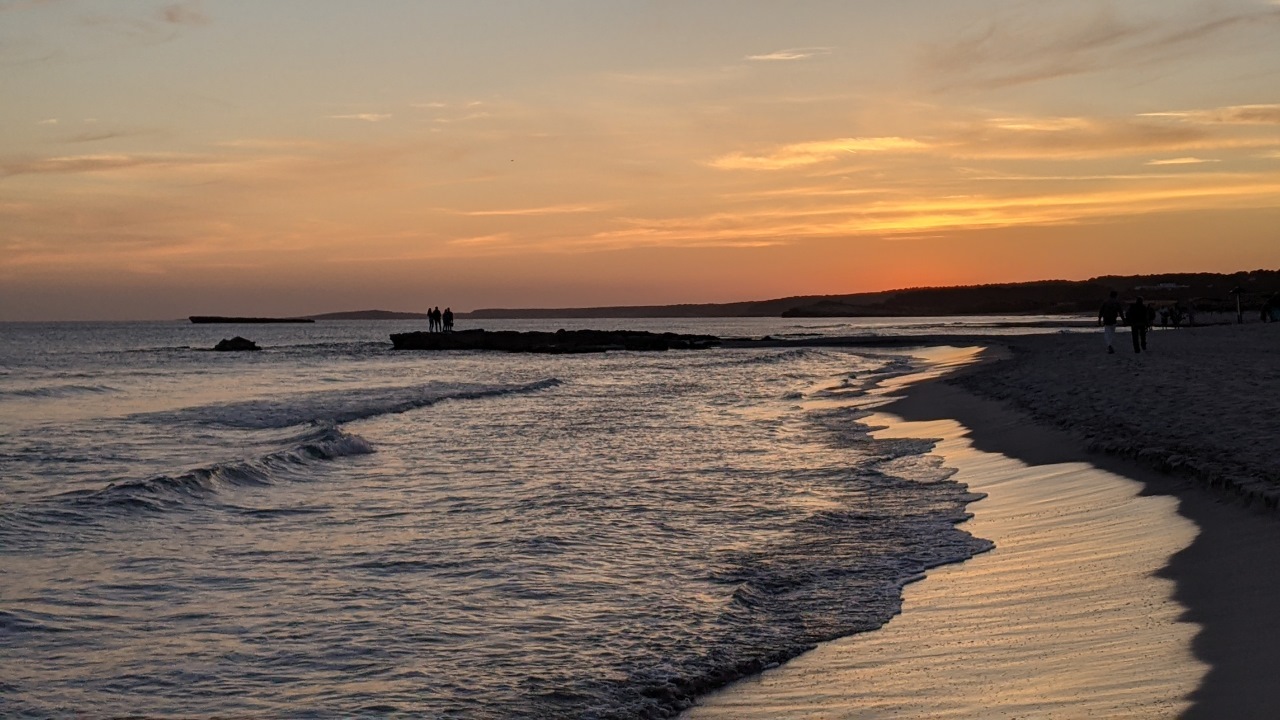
<box><xmin>686</xmin><ymin>324</ymin><xmax>1280</xmax><ymax>718</ymax></box>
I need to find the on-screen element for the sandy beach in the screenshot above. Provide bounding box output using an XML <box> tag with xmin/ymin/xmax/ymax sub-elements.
<box><xmin>686</xmin><ymin>322</ymin><xmax>1280</xmax><ymax>718</ymax></box>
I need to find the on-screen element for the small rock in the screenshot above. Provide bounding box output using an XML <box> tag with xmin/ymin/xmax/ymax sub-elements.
<box><xmin>213</xmin><ymin>336</ymin><xmax>260</xmax><ymax>351</ymax></box>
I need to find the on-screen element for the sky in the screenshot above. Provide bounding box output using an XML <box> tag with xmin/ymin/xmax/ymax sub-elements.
<box><xmin>2</xmin><ymin>0</ymin><xmax>1278</xmax><ymax>320</ymax></box>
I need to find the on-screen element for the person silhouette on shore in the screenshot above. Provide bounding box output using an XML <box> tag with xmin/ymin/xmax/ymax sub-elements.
<box><xmin>1128</xmin><ymin>296</ymin><xmax>1150</xmax><ymax>353</ymax></box>
<box><xmin>442</xmin><ymin>307</ymin><xmax>454</xmax><ymax>332</ymax></box>
<box><xmin>432</xmin><ymin>306</ymin><xmax>442</xmax><ymax>333</ymax></box>
<box><xmin>1098</xmin><ymin>290</ymin><xmax>1125</xmax><ymax>354</ymax></box>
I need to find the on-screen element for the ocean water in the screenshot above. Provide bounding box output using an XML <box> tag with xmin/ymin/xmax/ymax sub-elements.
<box><xmin>0</xmin><ymin>317</ymin><xmax>1059</xmax><ymax>718</ymax></box>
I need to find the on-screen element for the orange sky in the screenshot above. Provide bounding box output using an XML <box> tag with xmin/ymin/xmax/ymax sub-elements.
<box><xmin>2</xmin><ymin>1</ymin><xmax>1279</xmax><ymax>319</ymax></box>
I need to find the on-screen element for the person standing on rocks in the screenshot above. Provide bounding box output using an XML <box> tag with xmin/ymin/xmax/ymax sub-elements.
<box><xmin>1098</xmin><ymin>290</ymin><xmax>1125</xmax><ymax>354</ymax></box>
<box><xmin>443</xmin><ymin>307</ymin><xmax>454</xmax><ymax>332</ymax></box>
<box><xmin>1128</xmin><ymin>296</ymin><xmax>1150</xmax><ymax>353</ymax></box>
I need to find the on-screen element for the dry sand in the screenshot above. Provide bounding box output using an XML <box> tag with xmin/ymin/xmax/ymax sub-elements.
<box><xmin>953</xmin><ymin>322</ymin><xmax>1280</xmax><ymax>506</ymax></box>
<box><xmin>685</xmin><ymin>323</ymin><xmax>1280</xmax><ymax>719</ymax></box>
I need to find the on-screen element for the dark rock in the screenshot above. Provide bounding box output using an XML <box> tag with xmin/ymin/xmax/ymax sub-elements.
<box><xmin>389</xmin><ymin>328</ymin><xmax>720</xmax><ymax>354</ymax></box>
<box><xmin>213</xmin><ymin>336</ymin><xmax>260</xmax><ymax>351</ymax></box>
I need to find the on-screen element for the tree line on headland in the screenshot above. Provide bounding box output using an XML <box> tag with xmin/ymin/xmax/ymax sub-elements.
<box><xmin>464</xmin><ymin>270</ymin><xmax>1280</xmax><ymax>319</ymax></box>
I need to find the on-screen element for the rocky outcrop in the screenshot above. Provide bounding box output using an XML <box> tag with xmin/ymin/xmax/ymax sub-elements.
<box><xmin>389</xmin><ymin>328</ymin><xmax>720</xmax><ymax>353</ymax></box>
<box><xmin>213</xmin><ymin>336</ymin><xmax>261</xmax><ymax>351</ymax></box>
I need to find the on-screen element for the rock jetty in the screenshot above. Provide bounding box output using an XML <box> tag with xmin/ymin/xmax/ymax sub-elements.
<box><xmin>390</xmin><ymin>328</ymin><xmax>720</xmax><ymax>354</ymax></box>
<box><xmin>191</xmin><ymin>316</ymin><xmax>314</xmax><ymax>324</ymax></box>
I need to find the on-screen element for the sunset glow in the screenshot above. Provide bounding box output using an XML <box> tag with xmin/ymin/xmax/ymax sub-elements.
<box><xmin>3</xmin><ymin>0</ymin><xmax>1278</xmax><ymax>319</ymax></box>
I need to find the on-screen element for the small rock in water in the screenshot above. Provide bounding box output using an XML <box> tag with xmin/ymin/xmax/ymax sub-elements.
<box><xmin>213</xmin><ymin>336</ymin><xmax>260</xmax><ymax>351</ymax></box>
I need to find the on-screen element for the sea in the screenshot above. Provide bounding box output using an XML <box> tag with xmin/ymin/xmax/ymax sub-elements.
<box><xmin>0</xmin><ymin>316</ymin><xmax>1075</xmax><ymax>719</ymax></box>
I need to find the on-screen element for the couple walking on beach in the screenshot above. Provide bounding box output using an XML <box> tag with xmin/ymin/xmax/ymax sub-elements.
<box><xmin>1099</xmin><ymin>291</ymin><xmax>1150</xmax><ymax>354</ymax></box>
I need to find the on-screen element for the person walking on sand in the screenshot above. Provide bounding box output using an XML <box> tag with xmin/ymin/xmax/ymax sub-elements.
<box><xmin>1128</xmin><ymin>296</ymin><xmax>1150</xmax><ymax>354</ymax></box>
<box><xmin>1098</xmin><ymin>290</ymin><xmax>1125</xmax><ymax>354</ymax></box>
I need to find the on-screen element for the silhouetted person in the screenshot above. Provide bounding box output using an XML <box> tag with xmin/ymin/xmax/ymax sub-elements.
<box><xmin>1098</xmin><ymin>290</ymin><xmax>1125</xmax><ymax>354</ymax></box>
<box><xmin>431</xmin><ymin>307</ymin><xmax>442</xmax><ymax>333</ymax></box>
<box><xmin>1128</xmin><ymin>296</ymin><xmax>1150</xmax><ymax>353</ymax></box>
<box><xmin>443</xmin><ymin>307</ymin><xmax>454</xmax><ymax>332</ymax></box>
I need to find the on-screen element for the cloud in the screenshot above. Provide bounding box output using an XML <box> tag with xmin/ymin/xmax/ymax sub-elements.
<box><xmin>330</xmin><ymin>113</ymin><xmax>392</xmax><ymax>122</ymax></box>
<box><xmin>746</xmin><ymin>47</ymin><xmax>831</xmax><ymax>62</ymax></box>
<box><xmin>0</xmin><ymin>153</ymin><xmax>187</xmax><ymax>176</ymax></box>
<box><xmin>433</xmin><ymin>113</ymin><xmax>490</xmax><ymax>124</ymax></box>
<box><xmin>1140</xmin><ymin>104</ymin><xmax>1280</xmax><ymax>125</ymax></box>
<box><xmin>160</xmin><ymin>1</ymin><xmax>208</xmax><ymax>26</ymax></box>
<box><xmin>38</xmin><ymin>118</ymin><xmax>58</xmax><ymax>125</ymax></box>
<box><xmin>710</xmin><ymin>137</ymin><xmax>929</xmax><ymax>170</ymax></box>
<box><xmin>463</xmin><ymin>204</ymin><xmax>609</xmax><ymax>217</ymax></box>
<box><xmin>939</xmin><ymin>115</ymin><xmax>1268</xmax><ymax>160</ymax></box>
<box><xmin>1146</xmin><ymin>157</ymin><xmax>1220</xmax><ymax>166</ymax></box>
<box><xmin>447</xmin><ymin>232</ymin><xmax>515</xmax><ymax>248</ymax></box>
<box><xmin>0</xmin><ymin>0</ymin><xmax>62</xmax><ymax>13</ymax></box>
<box><xmin>64</xmin><ymin>128</ymin><xmax>154</xmax><ymax>143</ymax></box>
<box><xmin>580</xmin><ymin>178</ymin><xmax>1280</xmax><ymax>248</ymax></box>
<box><xmin>922</xmin><ymin>4</ymin><xmax>1280</xmax><ymax>90</ymax></box>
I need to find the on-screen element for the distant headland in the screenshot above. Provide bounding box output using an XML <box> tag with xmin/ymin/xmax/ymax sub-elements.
<box><xmin>305</xmin><ymin>310</ymin><xmax>430</xmax><ymax>321</ymax></box>
<box><xmin>464</xmin><ymin>270</ymin><xmax>1279</xmax><ymax>319</ymax></box>
<box><xmin>189</xmin><ymin>310</ymin><xmax>429</xmax><ymax>324</ymax></box>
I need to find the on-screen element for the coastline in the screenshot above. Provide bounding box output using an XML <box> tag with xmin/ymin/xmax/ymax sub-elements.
<box><xmin>686</xmin><ymin>324</ymin><xmax>1280</xmax><ymax>718</ymax></box>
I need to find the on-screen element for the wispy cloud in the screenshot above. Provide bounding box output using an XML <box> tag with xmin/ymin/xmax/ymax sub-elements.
<box><xmin>1146</xmin><ymin>157</ymin><xmax>1219</xmax><ymax>166</ymax></box>
<box><xmin>0</xmin><ymin>153</ymin><xmax>189</xmax><ymax>176</ymax></box>
<box><xmin>1140</xmin><ymin>104</ymin><xmax>1280</xmax><ymax>125</ymax></box>
<box><xmin>922</xmin><ymin>4</ymin><xmax>1280</xmax><ymax>90</ymax></box>
<box><xmin>80</xmin><ymin>2</ymin><xmax>210</xmax><ymax>45</ymax></box>
<box><xmin>0</xmin><ymin>0</ymin><xmax>63</xmax><ymax>13</ymax></box>
<box><xmin>582</xmin><ymin>178</ymin><xmax>1280</xmax><ymax>248</ymax></box>
<box><xmin>330</xmin><ymin>113</ymin><xmax>392</xmax><ymax>122</ymax></box>
<box><xmin>447</xmin><ymin>232</ymin><xmax>515</xmax><ymax>248</ymax></box>
<box><xmin>711</xmin><ymin>137</ymin><xmax>928</xmax><ymax>170</ymax></box>
<box><xmin>463</xmin><ymin>204</ymin><xmax>609</xmax><ymax>217</ymax></box>
<box><xmin>160</xmin><ymin>1</ymin><xmax>208</xmax><ymax>26</ymax></box>
<box><xmin>940</xmin><ymin>115</ymin><xmax>1267</xmax><ymax>160</ymax></box>
<box><xmin>746</xmin><ymin>47</ymin><xmax>831</xmax><ymax>62</ymax></box>
<box><xmin>64</xmin><ymin>128</ymin><xmax>154</xmax><ymax>143</ymax></box>
<box><xmin>434</xmin><ymin>113</ymin><xmax>490</xmax><ymax>124</ymax></box>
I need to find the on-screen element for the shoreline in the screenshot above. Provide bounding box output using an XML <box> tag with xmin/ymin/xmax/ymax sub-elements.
<box><xmin>888</xmin><ymin>368</ymin><xmax>1280</xmax><ymax>718</ymax></box>
<box><xmin>687</xmin><ymin>326</ymin><xmax>1280</xmax><ymax>717</ymax></box>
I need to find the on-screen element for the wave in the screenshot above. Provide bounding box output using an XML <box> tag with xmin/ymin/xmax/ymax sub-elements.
<box><xmin>136</xmin><ymin>378</ymin><xmax>562</xmax><ymax>430</ymax></box>
<box><xmin>710</xmin><ymin>347</ymin><xmax>836</xmax><ymax>367</ymax></box>
<box><xmin>60</xmin><ymin>423</ymin><xmax>373</xmax><ymax>513</ymax></box>
<box><xmin>0</xmin><ymin>383</ymin><xmax>120</xmax><ymax>399</ymax></box>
